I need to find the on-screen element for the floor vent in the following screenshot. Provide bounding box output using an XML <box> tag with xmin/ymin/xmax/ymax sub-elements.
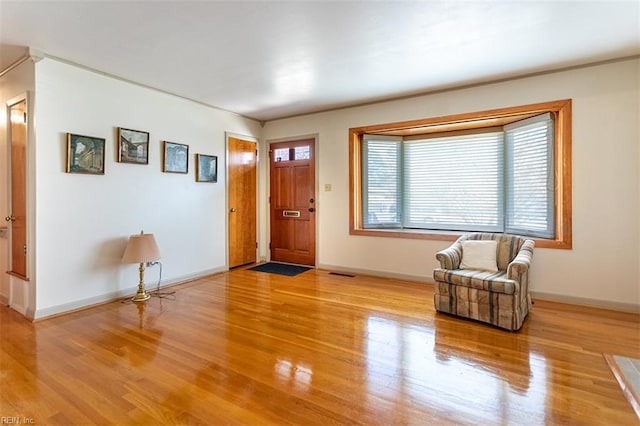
<box><xmin>329</xmin><ymin>272</ymin><xmax>355</xmax><ymax>278</ymax></box>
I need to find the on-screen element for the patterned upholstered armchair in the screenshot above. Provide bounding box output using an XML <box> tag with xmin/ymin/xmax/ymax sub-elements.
<box><xmin>433</xmin><ymin>233</ymin><xmax>534</xmax><ymax>331</ymax></box>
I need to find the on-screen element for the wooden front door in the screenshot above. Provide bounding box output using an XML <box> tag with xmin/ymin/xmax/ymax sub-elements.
<box><xmin>228</xmin><ymin>136</ymin><xmax>257</xmax><ymax>268</ymax></box>
<box><xmin>269</xmin><ymin>139</ymin><xmax>316</xmax><ymax>266</ymax></box>
<box><xmin>7</xmin><ymin>99</ymin><xmax>28</xmax><ymax>279</ymax></box>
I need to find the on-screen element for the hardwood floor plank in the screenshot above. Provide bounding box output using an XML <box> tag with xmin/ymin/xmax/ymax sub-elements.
<box><xmin>1</xmin><ymin>268</ymin><xmax>638</xmax><ymax>424</ymax></box>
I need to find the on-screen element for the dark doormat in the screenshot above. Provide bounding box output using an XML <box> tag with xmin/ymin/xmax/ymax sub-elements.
<box><xmin>248</xmin><ymin>262</ymin><xmax>312</xmax><ymax>277</ymax></box>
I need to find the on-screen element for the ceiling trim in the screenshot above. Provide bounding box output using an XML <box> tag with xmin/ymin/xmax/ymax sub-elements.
<box><xmin>3</xmin><ymin>51</ymin><xmax>638</xmax><ymax>123</ymax></box>
<box><xmin>265</xmin><ymin>54</ymin><xmax>640</xmax><ymax>123</ymax></box>
<box><xmin>0</xmin><ymin>54</ymin><xmax>30</xmax><ymax>78</ymax></box>
<box><xmin>15</xmin><ymin>51</ymin><xmax>262</xmax><ymax>123</ymax></box>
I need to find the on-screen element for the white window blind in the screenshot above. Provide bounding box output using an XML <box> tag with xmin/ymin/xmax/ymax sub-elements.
<box><xmin>361</xmin><ymin>113</ymin><xmax>554</xmax><ymax>238</ymax></box>
<box><xmin>362</xmin><ymin>136</ymin><xmax>401</xmax><ymax>227</ymax></box>
<box><xmin>403</xmin><ymin>132</ymin><xmax>504</xmax><ymax>231</ymax></box>
<box><xmin>505</xmin><ymin>113</ymin><xmax>555</xmax><ymax>238</ymax></box>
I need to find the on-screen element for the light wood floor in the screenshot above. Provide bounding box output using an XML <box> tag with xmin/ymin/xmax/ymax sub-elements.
<box><xmin>1</xmin><ymin>267</ymin><xmax>639</xmax><ymax>425</ymax></box>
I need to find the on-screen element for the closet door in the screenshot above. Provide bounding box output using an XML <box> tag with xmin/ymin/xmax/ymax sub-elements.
<box><xmin>228</xmin><ymin>136</ymin><xmax>257</xmax><ymax>268</ymax></box>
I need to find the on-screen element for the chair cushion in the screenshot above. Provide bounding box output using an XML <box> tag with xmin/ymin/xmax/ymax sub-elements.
<box><xmin>460</xmin><ymin>240</ymin><xmax>498</xmax><ymax>272</ymax></box>
<box><xmin>433</xmin><ymin>268</ymin><xmax>518</xmax><ymax>295</ymax></box>
<box><xmin>462</xmin><ymin>233</ymin><xmax>525</xmax><ymax>271</ymax></box>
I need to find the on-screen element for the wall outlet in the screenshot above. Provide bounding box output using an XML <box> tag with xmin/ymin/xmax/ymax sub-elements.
<box><xmin>324</xmin><ymin>183</ymin><xmax>332</xmax><ymax>192</ymax></box>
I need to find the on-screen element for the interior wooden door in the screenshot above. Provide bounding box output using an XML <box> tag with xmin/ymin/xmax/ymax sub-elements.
<box><xmin>269</xmin><ymin>139</ymin><xmax>316</xmax><ymax>266</ymax></box>
<box><xmin>228</xmin><ymin>136</ymin><xmax>257</xmax><ymax>268</ymax></box>
<box><xmin>7</xmin><ymin>99</ymin><xmax>28</xmax><ymax>279</ymax></box>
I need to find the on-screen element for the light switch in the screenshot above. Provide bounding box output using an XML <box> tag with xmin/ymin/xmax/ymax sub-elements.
<box><xmin>0</xmin><ymin>227</ymin><xmax>7</xmax><ymax>239</ymax></box>
<box><xmin>324</xmin><ymin>183</ymin><xmax>332</xmax><ymax>192</ymax></box>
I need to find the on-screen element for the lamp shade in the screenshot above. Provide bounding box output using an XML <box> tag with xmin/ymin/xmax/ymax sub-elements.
<box><xmin>122</xmin><ymin>233</ymin><xmax>161</xmax><ymax>264</ymax></box>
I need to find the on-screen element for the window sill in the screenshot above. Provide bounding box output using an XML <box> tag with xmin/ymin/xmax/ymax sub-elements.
<box><xmin>350</xmin><ymin>227</ymin><xmax>571</xmax><ymax>249</ymax></box>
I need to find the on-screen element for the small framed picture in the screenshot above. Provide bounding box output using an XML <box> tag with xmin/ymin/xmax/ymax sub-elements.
<box><xmin>163</xmin><ymin>141</ymin><xmax>189</xmax><ymax>174</ymax></box>
<box><xmin>196</xmin><ymin>154</ymin><xmax>218</xmax><ymax>182</ymax></box>
<box><xmin>66</xmin><ymin>133</ymin><xmax>106</xmax><ymax>175</ymax></box>
<box><xmin>118</xmin><ymin>127</ymin><xmax>149</xmax><ymax>164</ymax></box>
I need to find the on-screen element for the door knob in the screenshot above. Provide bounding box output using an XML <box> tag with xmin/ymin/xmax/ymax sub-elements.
<box><xmin>308</xmin><ymin>207</ymin><xmax>315</xmax><ymax>212</ymax></box>
<box><xmin>5</xmin><ymin>216</ymin><xmax>15</xmax><ymax>222</ymax></box>
<box><xmin>230</xmin><ymin>208</ymin><xmax>237</xmax><ymax>213</ymax></box>
<box><xmin>309</xmin><ymin>198</ymin><xmax>315</xmax><ymax>203</ymax></box>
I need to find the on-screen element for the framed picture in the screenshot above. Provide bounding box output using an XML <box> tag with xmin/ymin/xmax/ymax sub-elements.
<box><xmin>162</xmin><ymin>141</ymin><xmax>189</xmax><ymax>174</ymax></box>
<box><xmin>118</xmin><ymin>127</ymin><xmax>149</xmax><ymax>164</ymax></box>
<box><xmin>66</xmin><ymin>133</ymin><xmax>106</xmax><ymax>175</ymax></box>
<box><xmin>196</xmin><ymin>154</ymin><xmax>218</xmax><ymax>182</ymax></box>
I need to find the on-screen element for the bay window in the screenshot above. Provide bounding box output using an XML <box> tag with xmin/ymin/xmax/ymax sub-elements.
<box><xmin>350</xmin><ymin>100</ymin><xmax>571</xmax><ymax>249</ymax></box>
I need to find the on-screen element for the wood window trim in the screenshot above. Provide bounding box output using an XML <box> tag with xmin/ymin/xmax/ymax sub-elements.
<box><xmin>349</xmin><ymin>99</ymin><xmax>573</xmax><ymax>249</ymax></box>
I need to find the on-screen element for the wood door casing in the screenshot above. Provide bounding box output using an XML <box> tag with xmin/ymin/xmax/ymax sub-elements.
<box><xmin>8</xmin><ymin>100</ymin><xmax>27</xmax><ymax>279</ymax></box>
<box><xmin>228</xmin><ymin>137</ymin><xmax>257</xmax><ymax>268</ymax></box>
<box><xmin>269</xmin><ymin>139</ymin><xmax>316</xmax><ymax>266</ymax></box>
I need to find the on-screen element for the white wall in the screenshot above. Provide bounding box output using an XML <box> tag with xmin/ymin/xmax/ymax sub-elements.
<box><xmin>3</xmin><ymin>56</ymin><xmax>638</xmax><ymax>317</ymax></box>
<box><xmin>263</xmin><ymin>58</ymin><xmax>640</xmax><ymax>310</ymax></box>
<box><xmin>0</xmin><ymin>59</ymin><xmax>35</xmax><ymax>311</ymax></box>
<box><xmin>33</xmin><ymin>59</ymin><xmax>261</xmax><ymax>317</ymax></box>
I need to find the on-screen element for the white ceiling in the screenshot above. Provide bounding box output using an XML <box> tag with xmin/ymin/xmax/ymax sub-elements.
<box><xmin>1</xmin><ymin>1</ymin><xmax>639</xmax><ymax>121</ymax></box>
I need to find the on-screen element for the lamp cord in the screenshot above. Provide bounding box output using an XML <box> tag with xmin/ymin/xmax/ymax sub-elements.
<box><xmin>148</xmin><ymin>261</ymin><xmax>176</xmax><ymax>300</ymax></box>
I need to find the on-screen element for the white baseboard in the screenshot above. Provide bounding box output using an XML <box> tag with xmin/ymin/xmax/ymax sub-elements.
<box><xmin>33</xmin><ymin>266</ymin><xmax>227</xmax><ymax>321</ymax></box>
<box><xmin>317</xmin><ymin>263</ymin><xmax>431</xmax><ymax>284</ymax></box>
<box><xmin>10</xmin><ymin>302</ymin><xmax>27</xmax><ymax>316</ymax></box>
<box><xmin>530</xmin><ymin>291</ymin><xmax>640</xmax><ymax>314</ymax></box>
<box><xmin>27</xmin><ymin>264</ymin><xmax>639</xmax><ymax>319</ymax></box>
<box><xmin>317</xmin><ymin>263</ymin><xmax>639</xmax><ymax>314</ymax></box>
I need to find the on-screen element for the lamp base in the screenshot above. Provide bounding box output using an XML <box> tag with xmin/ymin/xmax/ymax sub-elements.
<box><xmin>131</xmin><ymin>262</ymin><xmax>151</xmax><ymax>303</ymax></box>
<box><xmin>131</xmin><ymin>291</ymin><xmax>150</xmax><ymax>303</ymax></box>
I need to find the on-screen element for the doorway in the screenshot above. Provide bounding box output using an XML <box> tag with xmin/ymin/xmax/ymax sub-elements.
<box><xmin>269</xmin><ymin>138</ymin><xmax>316</xmax><ymax>266</ymax></box>
<box><xmin>6</xmin><ymin>99</ymin><xmax>28</xmax><ymax>280</ymax></box>
<box><xmin>227</xmin><ymin>136</ymin><xmax>257</xmax><ymax>268</ymax></box>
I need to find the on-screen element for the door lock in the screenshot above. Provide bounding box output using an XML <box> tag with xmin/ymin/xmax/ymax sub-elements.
<box><xmin>5</xmin><ymin>216</ymin><xmax>15</xmax><ymax>222</ymax></box>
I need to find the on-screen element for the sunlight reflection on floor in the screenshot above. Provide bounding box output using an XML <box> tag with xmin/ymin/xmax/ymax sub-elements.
<box><xmin>365</xmin><ymin>316</ymin><xmax>549</xmax><ymax>423</ymax></box>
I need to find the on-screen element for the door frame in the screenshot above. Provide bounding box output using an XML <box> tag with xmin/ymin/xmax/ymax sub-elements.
<box><xmin>225</xmin><ymin>132</ymin><xmax>259</xmax><ymax>269</ymax></box>
<box><xmin>266</xmin><ymin>134</ymin><xmax>319</xmax><ymax>265</ymax></box>
<box><xmin>5</xmin><ymin>92</ymin><xmax>35</xmax><ymax>317</ymax></box>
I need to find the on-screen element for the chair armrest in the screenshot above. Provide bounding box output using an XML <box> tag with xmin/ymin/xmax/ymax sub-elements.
<box><xmin>507</xmin><ymin>239</ymin><xmax>535</xmax><ymax>279</ymax></box>
<box><xmin>435</xmin><ymin>243</ymin><xmax>462</xmax><ymax>270</ymax></box>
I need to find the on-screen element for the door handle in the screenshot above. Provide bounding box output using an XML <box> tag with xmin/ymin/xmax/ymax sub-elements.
<box><xmin>230</xmin><ymin>208</ymin><xmax>237</xmax><ymax>213</ymax></box>
<box><xmin>5</xmin><ymin>216</ymin><xmax>15</xmax><ymax>222</ymax></box>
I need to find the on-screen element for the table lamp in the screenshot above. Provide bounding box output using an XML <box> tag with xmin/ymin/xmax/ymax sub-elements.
<box><xmin>122</xmin><ymin>231</ymin><xmax>161</xmax><ymax>302</ymax></box>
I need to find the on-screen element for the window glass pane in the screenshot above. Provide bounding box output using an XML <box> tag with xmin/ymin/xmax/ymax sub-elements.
<box><xmin>362</xmin><ymin>137</ymin><xmax>401</xmax><ymax>227</ymax></box>
<box><xmin>294</xmin><ymin>146</ymin><xmax>310</xmax><ymax>160</ymax></box>
<box><xmin>505</xmin><ymin>114</ymin><xmax>554</xmax><ymax>238</ymax></box>
<box><xmin>402</xmin><ymin>132</ymin><xmax>504</xmax><ymax>231</ymax></box>
<box><xmin>274</xmin><ymin>147</ymin><xmax>289</xmax><ymax>162</ymax></box>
